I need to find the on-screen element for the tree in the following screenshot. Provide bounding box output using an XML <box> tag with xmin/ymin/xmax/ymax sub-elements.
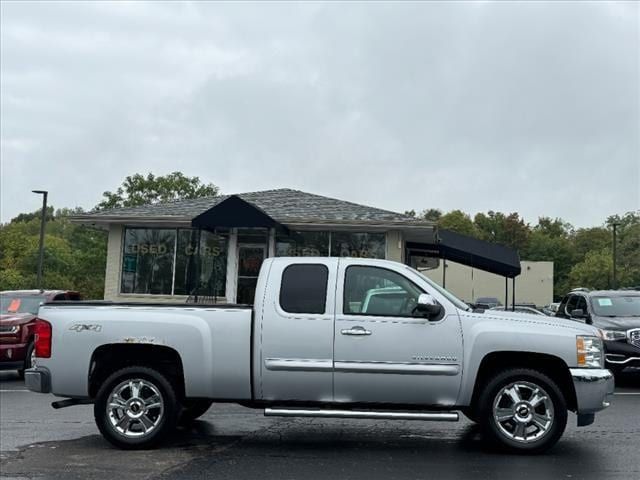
<box><xmin>96</xmin><ymin>172</ymin><xmax>219</xmax><ymax>210</ymax></box>
<box><xmin>568</xmin><ymin>249</ymin><xmax>613</xmax><ymax>290</ymax></box>
<box><xmin>0</xmin><ymin>209</ymin><xmax>107</xmax><ymax>298</ymax></box>
<box><xmin>438</xmin><ymin>210</ymin><xmax>477</xmax><ymax>236</ymax></box>
<box><xmin>473</xmin><ymin>211</ymin><xmax>529</xmax><ymax>250</ymax></box>
<box><xmin>422</xmin><ymin>208</ymin><xmax>443</xmax><ymax>222</ymax></box>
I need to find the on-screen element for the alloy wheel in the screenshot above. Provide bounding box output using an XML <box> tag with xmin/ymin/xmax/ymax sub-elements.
<box><xmin>106</xmin><ymin>378</ymin><xmax>164</xmax><ymax>438</ymax></box>
<box><xmin>492</xmin><ymin>381</ymin><xmax>554</xmax><ymax>443</ymax></box>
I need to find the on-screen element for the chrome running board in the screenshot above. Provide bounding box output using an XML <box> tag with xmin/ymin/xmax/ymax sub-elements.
<box><xmin>264</xmin><ymin>408</ymin><xmax>459</xmax><ymax>421</ymax></box>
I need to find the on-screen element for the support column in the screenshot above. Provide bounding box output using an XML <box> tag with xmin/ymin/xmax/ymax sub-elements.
<box><xmin>268</xmin><ymin>228</ymin><xmax>276</xmax><ymax>257</ymax></box>
<box><xmin>226</xmin><ymin>228</ymin><xmax>238</xmax><ymax>303</ymax></box>
<box><xmin>504</xmin><ymin>277</ymin><xmax>508</xmax><ymax>309</ymax></box>
<box><xmin>512</xmin><ymin>277</ymin><xmax>516</xmax><ymax>311</ymax></box>
<box><xmin>442</xmin><ymin>257</ymin><xmax>446</xmax><ymax>288</ymax></box>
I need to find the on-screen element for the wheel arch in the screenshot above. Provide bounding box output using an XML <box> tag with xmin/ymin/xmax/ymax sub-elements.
<box><xmin>88</xmin><ymin>343</ymin><xmax>185</xmax><ymax>400</ymax></box>
<box><xmin>468</xmin><ymin>351</ymin><xmax>577</xmax><ymax>413</ymax></box>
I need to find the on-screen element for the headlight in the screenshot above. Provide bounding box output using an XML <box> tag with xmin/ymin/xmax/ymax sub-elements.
<box><xmin>598</xmin><ymin>329</ymin><xmax>627</xmax><ymax>341</ymax></box>
<box><xmin>0</xmin><ymin>325</ymin><xmax>20</xmax><ymax>334</ymax></box>
<box><xmin>576</xmin><ymin>335</ymin><xmax>604</xmax><ymax>368</ymax></box>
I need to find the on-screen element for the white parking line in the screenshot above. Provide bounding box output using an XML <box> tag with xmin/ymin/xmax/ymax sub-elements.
<box><xmin>0</xmin><ymin>389</ymin><xmax>28</xmax><ymax>392</ymax></box>
<box><xmin>614</xmin><ymin>392</ymin><xmax>640</xmax><ymax>395</ymax></box>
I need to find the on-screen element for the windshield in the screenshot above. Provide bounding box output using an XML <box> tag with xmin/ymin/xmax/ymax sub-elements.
<box><xmin>0</xmin><ymin>295</ymin><xmax>46</xmax><ymax>315</ymax></box>
<box><xmin>409</xmin><ymin>267</ymin><xmax>471</xmax><ymax>311</ymax></box>
<box><xmin>591</xmin><ymin>295</ymin><xmax>640</xmax><ymax>317</ymax></box>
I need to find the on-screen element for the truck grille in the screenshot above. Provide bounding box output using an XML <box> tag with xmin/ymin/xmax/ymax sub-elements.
<box><xmin>629</xmin><ymin>329</ymin><xmax>640</xmax><ymax>349</ymax></box>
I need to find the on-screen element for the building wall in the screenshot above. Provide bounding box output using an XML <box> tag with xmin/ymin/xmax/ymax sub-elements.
<box><xmin>103</xmin><ymin>224</ymin><xmax>122</xmax><ymax>301</ymax></box>
<box><xmin>385</xmin><ymin>231</ymin><xmax>403</xmax><ymax>262</ymax></box>
<box><xmin>420</xmin><ymin>260</ymin><xmax>554</xmax><ymax>308</ymax></box>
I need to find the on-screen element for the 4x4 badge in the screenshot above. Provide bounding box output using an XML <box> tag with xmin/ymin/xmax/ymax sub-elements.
<box><xmin>69</xmin><ymin>324</ymin><xmax>102</xmax><ymax>332</ymax></box>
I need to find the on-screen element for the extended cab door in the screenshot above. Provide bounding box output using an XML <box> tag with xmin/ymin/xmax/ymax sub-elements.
<box><xmin>333</xmin><ymin>259</ymin><xmax>463</xmax><ymax>406</ymax></box>
<box><xmin>256</xmin><ymin>258</ymin><xmax>338</xmax><ymax>402</ymax></box>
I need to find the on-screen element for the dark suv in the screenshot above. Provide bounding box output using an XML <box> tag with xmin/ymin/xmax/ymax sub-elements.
<box><xmin>556</xmin><ymin>288</ymin><xmax>640</xmax><ymax>374</ymax></box>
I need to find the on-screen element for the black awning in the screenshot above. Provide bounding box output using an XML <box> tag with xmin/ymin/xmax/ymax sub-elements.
<box><xmin>406</xmin><ymin>228</ymin><xmax>521</xmax><ymax>278</ymax></box>
<box><xmin>191</xmin><ymin>195</ymin><xmax>287</xmax><ymax>232</ymax></box>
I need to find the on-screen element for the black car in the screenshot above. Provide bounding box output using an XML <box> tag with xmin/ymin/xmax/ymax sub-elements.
<box><xmin>556</xmin><ymin>288</ymin><xmax>640</xmax><ymax>374</ymax></box>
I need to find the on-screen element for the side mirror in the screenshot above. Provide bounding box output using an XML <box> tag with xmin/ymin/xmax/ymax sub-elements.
<box><xmin>415</xmin><ymin>293</ymin><xmax>443</xmax><ymax>320</ymax></box>
<box><xmin>570</xmin><ymin>308</ymin><xmax>588</xmax><ymax>321</ymax></box>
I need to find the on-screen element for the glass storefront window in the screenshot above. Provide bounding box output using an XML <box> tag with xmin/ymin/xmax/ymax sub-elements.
<box><xmin>331</xmin><ymin>232</ymin><xmax>386</xmax><ymax>259</ymax></box>
<box><xmin>121</xmin><ymin>228</ymin><xmax>176</xmax><ymax>294</ymax></box>
<box><xmin>174</xmin><ymin>229</ymin><xmax>228</xmax><ymax>298</ymax></box>
<box><xmin>276</xmin><ymin>231</ymin><xmax>330</xmax><ymax>257</ymax></box>
<box><xmin>121</xmin><ymin>227</ymin><xmax>228</xmax><ymax>297</ymax></box>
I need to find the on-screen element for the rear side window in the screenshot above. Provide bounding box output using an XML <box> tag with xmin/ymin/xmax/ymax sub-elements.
<box><xmin>279</xmin><ymin>264</ymin><xmax>329</xmax><ymax>314</ymax></box>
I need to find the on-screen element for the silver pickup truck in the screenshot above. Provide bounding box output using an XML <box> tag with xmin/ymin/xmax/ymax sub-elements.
<box><xmin>26</xmin><ymin>257</ymin><xmax>614</xmax><ymax>453</ymax></box>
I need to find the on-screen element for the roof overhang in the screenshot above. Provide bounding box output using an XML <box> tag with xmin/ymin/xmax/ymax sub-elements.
<box><xmin>406</xmin><ymin>228</ymin><xmax>521</xmax><ymax>278</ymax></box>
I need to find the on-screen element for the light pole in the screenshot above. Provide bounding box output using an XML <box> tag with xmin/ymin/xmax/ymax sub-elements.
<box><xmin>612</xmin><ymin>222</ymin><xmax>621</xmax><ymax>289</ymax></box>
<box><xmin>32</xmin><ymin>190</ymin><xmax>48</xmax><ymax>290</ymax></box>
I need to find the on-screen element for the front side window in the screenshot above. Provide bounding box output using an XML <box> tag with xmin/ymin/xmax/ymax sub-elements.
<box><xmin>121</xmin><ymin>228</ymin><xmax>176</xmax><ymax>294</ymax></box>
<box><xmin>565</xmin><ymin>295</ymin><xmax>579</xmax><ymax>316</ymax></box>
<box><xmin>344</xmin><ymin>266</ymin><xmax>423</xmax><ymax>317</ymax></box>
<box><xmin>575</xmin><ymin>296</ymin><xmax>588</xmax><ymax>314</ymax></box>
<box><xmin>279</xmin><ymin>264</ymin><xmax>329</xmax><ymax>314</ymax></box>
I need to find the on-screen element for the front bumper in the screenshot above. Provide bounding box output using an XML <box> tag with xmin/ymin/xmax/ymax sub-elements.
<box><xmin>569</xmin><ymin>368</ymin><xmax>614</xmax><ymax>414</ymax></box>
<box><xmin>24</xmin><ymin>367</ymin><xmax>51</xmax><ymax>393</ymax></box>
<box><xmin>0</xmin><ymin>343</ymin><xmax>28</xmax><ymax>369</ymax></box>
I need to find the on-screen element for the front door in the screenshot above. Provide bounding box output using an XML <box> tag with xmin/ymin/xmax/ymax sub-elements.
<box><xmin>236</xmin><ymin>245</ymin><xmax>266</xmax><ymax>304</ymax></box>
<box><xmin>333</xmin><ymin>259</ymin><xmax>463</xmax><ymax>406</ymax></box>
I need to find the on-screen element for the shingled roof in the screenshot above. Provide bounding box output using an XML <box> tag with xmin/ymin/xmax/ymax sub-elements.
<box><xmin>72</xmin><ymin>188</ymin><xmax>432</xmax><ymax>227</ymax></box>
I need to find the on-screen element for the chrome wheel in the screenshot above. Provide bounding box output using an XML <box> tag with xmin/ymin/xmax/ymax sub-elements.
<box><xmin>492</xmin><ymin>381</ymin><xmax>554</xmax><ymax>443</ymax></box>
<box><xmin>106</xmin><ymin>379</ymin><xmax>164</xmax><ymax>438</ymax></box>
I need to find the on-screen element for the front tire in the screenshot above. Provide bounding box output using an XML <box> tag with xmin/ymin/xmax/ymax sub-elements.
<box><xmin>477</xmin><ymin>368</ymin><xmax>568</xmax><ymax>453</ymax></box>
<box><xmin>94</xmin><ymin>366</ymin><xmax>179</xmax><ymax>449</ymax></box>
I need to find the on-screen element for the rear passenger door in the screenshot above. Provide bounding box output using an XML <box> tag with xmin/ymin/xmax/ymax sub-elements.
<box><xmin>257</xmin><ymin>258</ymin><xmax>338</xmax><ymax>402</ymax></box>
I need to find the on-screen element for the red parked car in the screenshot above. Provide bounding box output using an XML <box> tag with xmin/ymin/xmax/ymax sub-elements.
<box><xmin>0</xmin><ymin>290</ymin><xmax>81</xmax><ymax>378</ymax></box>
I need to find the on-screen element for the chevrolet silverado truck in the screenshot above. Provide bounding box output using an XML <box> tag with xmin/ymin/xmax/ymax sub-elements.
<box><xmin>25</xmin><ymin>258</ymin><xmax>614</xmax><ymax>453</ymax></box>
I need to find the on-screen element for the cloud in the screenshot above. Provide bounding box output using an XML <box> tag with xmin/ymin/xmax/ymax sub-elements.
<box><xmin>1</xmin><ymin>1</ymin><xmax>638</xmax><ymax>227</ymax></box>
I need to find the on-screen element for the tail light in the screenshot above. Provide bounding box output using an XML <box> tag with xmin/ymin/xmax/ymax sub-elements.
<box><xmin>34</xmin><ymin>319</ymin><xmax>52</xmax><ymax>358</ymax></box>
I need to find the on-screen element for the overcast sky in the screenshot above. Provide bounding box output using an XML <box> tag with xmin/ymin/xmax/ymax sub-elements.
<box><xmin>1</xmin><ymin>1</ymin><xmax>638</xmax><ymax>227</ymax></box>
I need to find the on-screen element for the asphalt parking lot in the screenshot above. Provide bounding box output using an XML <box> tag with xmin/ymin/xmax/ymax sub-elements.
<box><xmin>0</xmin><ymin>371</ymin><xmax>639</xmax><ymax>480</ymax></box>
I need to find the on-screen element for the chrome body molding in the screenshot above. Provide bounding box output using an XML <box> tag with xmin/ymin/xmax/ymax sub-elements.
<box><xmin>569</xmin><ymin>368</ymin><xmax>615</xmax><ymax>414</ymax></box>
<box><xmin>264</xmin><ymin>358</ymin><xmax>333</xmax><ymax>372</ymax></box>
<box><xmin>334</xmin><ymin>361</ymin><xmax>460</xmax><ymax>376</ymax></box>
<box><xmin>264</xmin><ymin>408</ymin><xmax>459</xmax><ymax>421</ymax></box>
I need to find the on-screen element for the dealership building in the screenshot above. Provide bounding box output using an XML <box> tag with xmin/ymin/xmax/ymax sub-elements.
<box><xmin>72</xmin><ymin>188</ymin><xmax>553</xmax><ymax>306</ymax></box>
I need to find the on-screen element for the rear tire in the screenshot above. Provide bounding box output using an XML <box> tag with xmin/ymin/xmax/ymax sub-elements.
<box><xmin>94</xmin><ymin>366</ymin><xmax>179</xmax><ymax>449</ymax></box>
<box><xmin>180</xmin><ymin>399</ymin><xmax>213</xmax><ymax>425</ymax></box>
<box><xmin>477</xmin><ymin>368</ymin><xmax>567</xmax><ymax>454</ymax></box>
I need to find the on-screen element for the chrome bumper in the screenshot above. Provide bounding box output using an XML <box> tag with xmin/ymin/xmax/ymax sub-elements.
<box><xmin>569</xmin><ymin>368</ymin><xmax>614</xmax><ymax>414</ymax></box>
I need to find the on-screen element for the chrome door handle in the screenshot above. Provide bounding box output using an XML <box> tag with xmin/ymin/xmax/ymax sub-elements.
<box><xmin>341</xmin><ymin>326</ymin><xmax>372</xmax><ymax>336</ymax></box>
